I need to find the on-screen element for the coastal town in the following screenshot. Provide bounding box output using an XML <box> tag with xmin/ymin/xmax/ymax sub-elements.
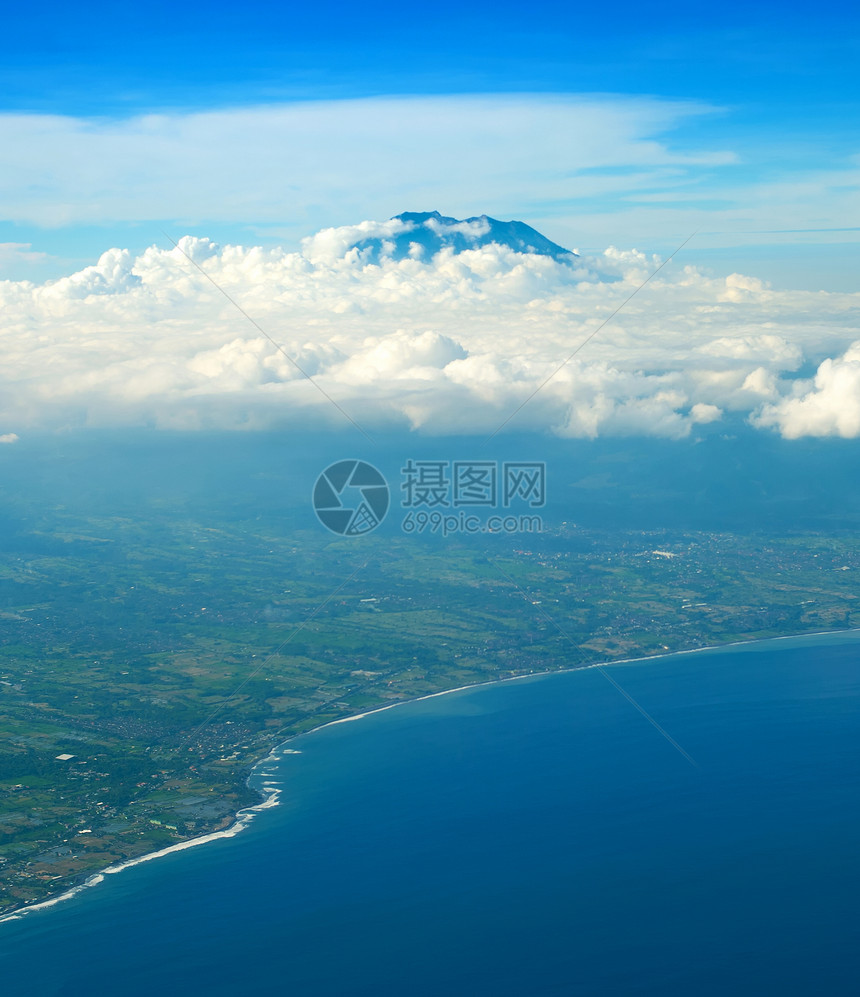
<box><xmin>2</xmin><ymin>507</ymin><xmax>858</xmax><ymax>916</ymax></box>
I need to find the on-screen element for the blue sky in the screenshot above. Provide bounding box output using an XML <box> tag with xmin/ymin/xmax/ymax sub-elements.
<box><xmin>2</xmin><ymin>2</ymin><xmax>856</xmax><ymax>114</ymax></box>
<box><xmin>1</xmin><ymin>1</ymin><xmax>858</xmax><ymax>288</ymax></box>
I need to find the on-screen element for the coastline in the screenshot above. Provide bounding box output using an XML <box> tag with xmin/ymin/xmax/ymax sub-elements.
<box><xmin>0</xmin><ymin>780</ymin><xmax>282</xmax><ymax>925</ymax></box>
<box><xmin>313</xmin><ymin>624</ymin><xmax>860</xmax><ymax>730</ymax></box>
<box><xmin>3</xmin><ymin>624</ymin><xmax>858</xmax><ymax>925</ymax></box>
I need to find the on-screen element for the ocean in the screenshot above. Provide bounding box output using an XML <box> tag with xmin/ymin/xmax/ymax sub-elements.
<box><xmin>1</xmin><ymin>631</ymin><xmax>858</xmax><ymax>996</ymax></box>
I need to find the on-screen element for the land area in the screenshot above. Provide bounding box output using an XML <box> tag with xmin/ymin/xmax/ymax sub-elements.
<box><xmin>1</xmin><ymin>489</ymin><xmax>858</xmax><ymax>916</ymax></box>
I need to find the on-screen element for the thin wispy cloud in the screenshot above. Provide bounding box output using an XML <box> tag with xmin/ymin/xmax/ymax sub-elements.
<box><xmin>0</xmin><ymin>95</ymin><xmax>730</xmax><ymax>231</ymax></box>
<box><xmin>1</xmin><ymin>92</ymin><xmax>857</xmax><ymax>298</ymax></box>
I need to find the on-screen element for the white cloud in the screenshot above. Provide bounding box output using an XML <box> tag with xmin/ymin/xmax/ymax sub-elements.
<box><xmin>0</xmin><ymin>222</ymin><xmax>858</xmax><ymax>438</ymax></box>
<box><xmin>2</xmin><ymin>93</ymin><xmax>858</xmax><ymax>295</ymax></box>
<box><xmin>754</xmin><ymin>343</ymin><xmax>860</xmax><ymax>438</ymax></box>
<box><xmin>424</xmin><ymin>217</ymin><xmax>491</xmax><ymax>240</ymax></box>
<box><xmin>0</xmin><ymin>95</ymin><xmax>730</xmax><ymax>235</ymax></box>
<box><xmin>301</xmin><ymin>219</ymin><xmax>414</xmax><ymax>266</ymax></box>
<box><xmin>690</xmin><ymin>403</ymin><xmax>723</xmax><ymax>424</ymax></box>
<box><xmin>0</xmin><ymin>88</ymin><xmax>856</xmax><ymax>303</ymax></box>
<box><xmin>0</xmin><ymin>243</ymin><xmax>49</xmax><ymax>269</ymax></box>
<box><xmin>696</xmin><ymin>333</ymin><xmax>801</xmax><ymax>366</ymax></box>
<box><xmin>0</xmin><ymin>433</ymin><xmax>19</xmax><ymax>444</ymax></box>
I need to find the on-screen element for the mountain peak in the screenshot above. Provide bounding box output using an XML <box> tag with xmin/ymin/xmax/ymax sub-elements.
<box><xmin>350</xmin><ymin>211</ymin><xmax>576</xmax><ymax>263</ymax></box>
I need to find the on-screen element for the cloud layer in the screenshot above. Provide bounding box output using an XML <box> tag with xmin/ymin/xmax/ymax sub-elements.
<box><xmin>2</xmin><ymin>93</ymin><xmax>858</xmax><ymax>271</ymax></box>
<box><xmin>0</xmin><ymin>96</ymin><xmax>727</xmax><ymax>231</ymax></box>
<box><xmin>1</xmin><ymin>221</ymin><xmax>858</xmax><ymax>439</ymax></box>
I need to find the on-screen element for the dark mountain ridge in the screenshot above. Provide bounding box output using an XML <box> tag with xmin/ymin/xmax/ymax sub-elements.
<box><xmin>350</xmin><ymin>210</ymin><xmax>576</xmax><ymax>262</ymax></box>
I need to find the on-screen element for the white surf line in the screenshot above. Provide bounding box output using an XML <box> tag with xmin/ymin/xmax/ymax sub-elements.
<box><xmin>0</xmin><ymin>785</ymin><xmax>282</xmax><ymax>925</ymax></box>
<box><xmin>4</xmin><ymin>625</ymin><xmax>856</xmax><ymax>925</ymax></box>
<box><xmin>275</xmin><ymin>625</ymin><xmax>860</xmax><ymax>744</ymax></box>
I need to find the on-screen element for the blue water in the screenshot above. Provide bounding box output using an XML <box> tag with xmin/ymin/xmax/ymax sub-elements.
<box><xmin>1</xmin><ymin>632</ymin><xmax>859</xmax><ymax>996</ymax></box>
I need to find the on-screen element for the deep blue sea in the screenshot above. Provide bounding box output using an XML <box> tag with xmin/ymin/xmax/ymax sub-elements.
<box><xmin>1</xmin><ymin>631</ymin><xmax>859</xmax><ymax>996</ymax></box>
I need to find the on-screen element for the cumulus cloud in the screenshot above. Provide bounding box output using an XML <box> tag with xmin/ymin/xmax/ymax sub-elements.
<box><xmin>0</xmin><ymin>222</ymin><xmax>858</xmax><ymax>438</ymax></box>
<box><xmin>690</xmin><ymin>403</ymin><xmax>723</xmax><ymax>424</ymax></box>
<box><xmin>754</xmin><ymin>343</ymin><xmax>860</xmax><ymax>438</ymax></box>
<box><xmin>301</xmin><ymin>219</ymin><xmax>413</xmax><ymax>266</ymax></box>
